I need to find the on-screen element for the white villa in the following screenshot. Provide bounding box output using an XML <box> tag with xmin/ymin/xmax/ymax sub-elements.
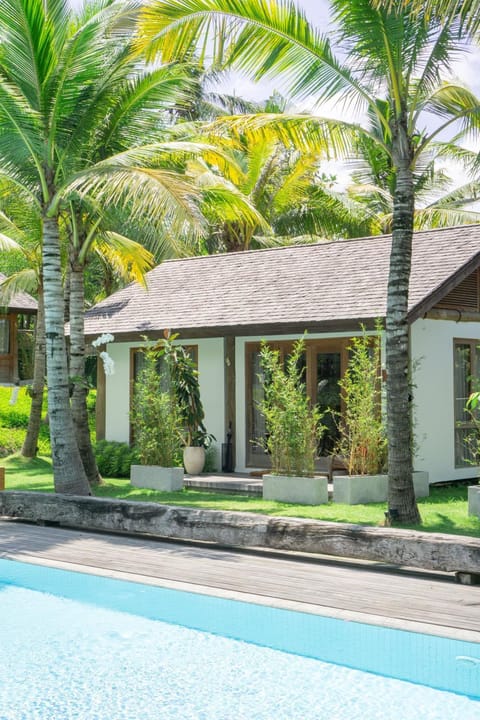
<box><xmin>84</xmin><ymin>224</ymin><xmax>480</xmax><ymax>484</ymax></box>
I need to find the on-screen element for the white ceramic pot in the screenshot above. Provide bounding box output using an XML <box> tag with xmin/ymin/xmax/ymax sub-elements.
<box><xmin>183</xmin><ymin>446</ymin><xmax>206</xmax><ymax>475</ymax></box>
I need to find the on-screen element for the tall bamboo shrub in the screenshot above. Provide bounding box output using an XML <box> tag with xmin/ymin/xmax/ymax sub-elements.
<box><xmin>131</xmin><ymin>344</ymin><xmax>183</xmax><ymax>467</ymax></box>
<box><xmin>258</xmin><ymin>338</ymin><xmax>323</xmax><ymax>477</ymax></box>
<box><xmin>337</xmin><ymin>327</ymin><xmax>386</xmax><ymax>475</ymax></box>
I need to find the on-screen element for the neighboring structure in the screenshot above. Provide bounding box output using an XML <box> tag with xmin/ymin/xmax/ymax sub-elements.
<box><xmin>84</xmin><ymin>225</ymin><xmax>480</xmax><ymax>484</ymax></box>
<box><xmin>0</xmin><ymin>273</ymin><xmax>37</xmax><ymax>385</ymax></box>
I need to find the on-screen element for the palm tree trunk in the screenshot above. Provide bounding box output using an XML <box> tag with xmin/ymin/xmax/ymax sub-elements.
<box><xmin>69</xmin><ymin>257</ymin><xmax>102</xmax><ymax>485</ymax></box>
<box><xmin>42</xmin><ymin>214</ymin><xmax>90</xmax><ymax>495</ymax></box>
<box><xmin>21</xmin><ymin>287</ymin><xmax>45</xmax><ymax>458</ymax></box>
<box><xmin>386</xmin><ymin>122</ymin><xmax>421</xmax><ymax>524</ymax></box>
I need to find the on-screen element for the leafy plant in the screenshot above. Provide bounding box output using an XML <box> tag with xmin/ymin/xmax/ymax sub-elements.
<box><xmin>94</xmin><ymin>441</ymin><xmax>139</xmax><ymax>478</ymax></box>
<box><xmin>258</xmin><ymin>337</ymin><xmax>324</xmax><ymax>477</ymax></box>
<box><xmin>162</xmin><ymin>332</ymin><xmax>214</xmax><ymax>448</ymax></box>
<box><xmin>336</xmin><ymin>326</ymin><xmax>386</xmax><ymax>475</ymax></box>
<box><xmin>131</xmin><ymin>343</ymin><xmax>183</xmax><ymax>467</ymax></box>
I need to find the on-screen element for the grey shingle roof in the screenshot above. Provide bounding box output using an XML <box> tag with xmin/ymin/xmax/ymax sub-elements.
<box><xmin>84</xmin><ymin>225</ymin><xmax>480</xmax><ymax>339</ymax></box>
<box><xmin>0</xmin><ymin>273</ymin><xmax>37</xmax><ymax>313</ymax></box>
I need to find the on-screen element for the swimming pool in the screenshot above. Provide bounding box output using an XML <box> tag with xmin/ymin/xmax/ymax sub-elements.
<box><xmin>0</xmin><ymin>558</ymin><xmax>479</xmax><ymax>719</ymax></box>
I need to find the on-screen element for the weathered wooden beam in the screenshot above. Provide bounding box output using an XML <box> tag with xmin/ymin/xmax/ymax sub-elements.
<box><xmin>1</xmin><ymin>491</ymin><xmax>480</xmax><ymax>575</ymax></box>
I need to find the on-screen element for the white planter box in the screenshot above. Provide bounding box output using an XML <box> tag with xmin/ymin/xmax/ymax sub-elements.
<box><xmin>263</xmin><ymin>474</ymin><xmax>328</xmax><ymax>505</ymax></box>
<box><xmin>468</xmin><ymin>485</ymin><xmax>480</xmax><ymax>517</ymax></box>
<box><xmin>333</xmin><ymin>471</ymin><xmax>429</xmax><ymax>505</ymax></box>
<box><xmin>130</xmin><ymin>465</ymin><xmax>184</xmax><ymax>492</ymax></box>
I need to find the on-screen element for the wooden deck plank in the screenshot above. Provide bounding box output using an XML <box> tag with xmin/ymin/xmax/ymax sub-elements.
<box><xmin>1</xmin><ymin>519</ymin><xmax>480</xmax><ymax>640</ymax></box>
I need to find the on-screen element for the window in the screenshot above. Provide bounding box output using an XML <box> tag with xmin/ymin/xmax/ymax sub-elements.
<box><xmin>0</xmin><ymin>318</ymin><xmax>9</xmax><ymax>354</ymax></box>
<box><xmin>129</xmin><ymin>344</ymin><xmax>198</xmax><ymax>442</ymax></box>
<box><xmin>454</xmin><ymin>339</ymin><xmax>480</xmax><ymax>467</ymax></box>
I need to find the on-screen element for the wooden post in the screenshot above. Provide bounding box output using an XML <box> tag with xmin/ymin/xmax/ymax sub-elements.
<box><xmin>0</xmin><ymin>467</ymin><xmax>5</xmax><ymax>490</ymax></box>
<box><xmin>95</xmin><ymin>356</ymin><xmax>106</xmax><ymax>441</ymax></box>
<box><xmin>224</xmin><ymin>336</ymin><xmax>236</xmax><ymax>470</ymax></box>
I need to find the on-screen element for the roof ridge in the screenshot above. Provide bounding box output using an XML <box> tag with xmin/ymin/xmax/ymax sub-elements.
<box><xmin>158</xmin><ymin>223</ymin><xmax>480</xmax><ymax>266</ymax></box>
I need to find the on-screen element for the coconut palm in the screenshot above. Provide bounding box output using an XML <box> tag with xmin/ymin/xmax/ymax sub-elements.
<box><xmin>0</xmin><ymin>191</ymin><xmax>155</xmax><ymax>468</ymax></box>
<box><xmin>0</xmin><ymin>0</ymin><xmax>237</xmax><ymax>493</ymax></box>
<box><xmin>0</xmin><ymin>210</ymin><xmax>45</xmax><ymax>460</ymax></box>
<box><xmin>348</xmin><ymin>110</ymin><xmax>480</xmax><ymax>232</ymax></box>
<box><xmin>138</xmin><ymin>0</ymin><xmax>480</xmax><ymax>523</ymax></box>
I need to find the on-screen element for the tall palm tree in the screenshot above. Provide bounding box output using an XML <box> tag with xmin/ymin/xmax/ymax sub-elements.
<box><xmin>137</xmin><ymin>0</ymin><xmax>480</xmax><ymax>523</ymax></box>
<box><xmin>0</xmin><ymin>0</ymin><xmax>227</xmax><ymax>494</ymax></box>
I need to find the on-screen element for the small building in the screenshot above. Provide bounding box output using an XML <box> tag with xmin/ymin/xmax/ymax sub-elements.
<box><xmin>84</xmin><ymin>224</ymin><xmax>480</xmax><ymax>484</ymax></box>
<box><xmin>0</xmin><ymin>273</ymin><xmax>37</xmax><ymax>385</ymax></box>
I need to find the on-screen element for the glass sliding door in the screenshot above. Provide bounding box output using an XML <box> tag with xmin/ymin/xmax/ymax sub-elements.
<box><xmin>245</xmin><ymin>339</ymin><xmax>349</xmax><ymax>468</ymax></box>
<box><xmin>454</xmin><ymin>339</ymin><xmax>480</xmax><ymax>467</ymax></box>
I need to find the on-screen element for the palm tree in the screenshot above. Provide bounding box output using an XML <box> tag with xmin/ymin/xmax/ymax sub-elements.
<box><xmin>0</xmin><ymin>0</ymin><xmax>226</xmax><ymax>493</ymax></box>
<box><xmin>138</xmin><ymin>0</ymin><xmax>480</xmax><ymax>522</ymax></box>
<box><xmin>348</xmin><ymin>109</ymin><xmax>480</xmax><ymax>232</ymax></box>
<box><xmin>0</xmin><ymin>212</ymin><xmax>45</xmax><ymax>459</ymax></box>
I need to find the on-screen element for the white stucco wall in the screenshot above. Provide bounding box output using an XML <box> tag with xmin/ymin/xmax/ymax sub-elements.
<box><xmin>102</xmin><ymin>323</ymin><xmax>479</xmax><ymax>483</ymax></box>
<box><xmin>411</xmin><ymin>318</ymin><xmax>480</xmax><ymax>483</ymax></box>
<box><xmin>104</xmin><ymin>338</ymin><xmax>225</xmax><ymax>469</ymax></box>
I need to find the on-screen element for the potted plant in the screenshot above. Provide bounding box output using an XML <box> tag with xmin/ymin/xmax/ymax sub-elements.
<box><xmin>130</xmin><ymin>341</ymin><xmax>184</xmax><ymax>491</ymax></box>
<box><xmin>162</xmin><ymin>332</ymin><xmax>214</xmax><ymax>475</ymax></box>
<box><xmin>258</xmin><ymin>337</ymin><xmax>327</xmax><ymax>505</ymax></box>
<box><xmin>332</xmin><ymin>326</ymin><xmax>428</xmax><ymax>504</ymax></box>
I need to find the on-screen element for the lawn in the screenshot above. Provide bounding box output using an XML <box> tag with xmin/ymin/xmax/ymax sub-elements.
<box><xmin>2</xmin><ymin>454</ymin><xmax>480</xmax><ymax>538</ymax></box>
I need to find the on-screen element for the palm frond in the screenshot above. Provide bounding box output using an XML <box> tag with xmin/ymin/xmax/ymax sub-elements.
<box><xmin>0</xmin><ymin>267</ymin><xmax>39</xmax><ymax>304</ymax></box>
<box><xmin>137</xmin><ymin>0</ymin><xmax>371</xmax><ymax>109</ymax></box>
<box><xmin>91</xmin><ymin>232</ymin><xmax>155</xmax><ymax>286</ymax></box>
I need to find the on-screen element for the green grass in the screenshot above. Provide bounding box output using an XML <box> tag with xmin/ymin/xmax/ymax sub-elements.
<box><xmin>2</xmin><ymin>454</ymin><xmax>480</xmax><ymax>538</ymax></box>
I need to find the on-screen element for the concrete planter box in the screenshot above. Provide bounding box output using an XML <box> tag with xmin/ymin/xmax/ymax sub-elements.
<box><xmin>468</xmin><ymin>485</ymin><xmax>480</xmax><ymax>517</ymax></box>
<box><xmin>130</xmin><ymin>465</ymin><xmax>184</xmax><ymax>492</ymax></box>
<box><xmin>333</xmin><ymin>471</ymin><xmax>429</xmax><ymax>505</ymax></box>
<box><xmin>263</xmin><ymin>474</ymin><xmax>328</xmax><ymax>505</ymax></box>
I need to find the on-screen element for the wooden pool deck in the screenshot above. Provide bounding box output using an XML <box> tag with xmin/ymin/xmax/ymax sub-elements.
<box><xmin>1</xmin><ymin>518</ymin><xmax>480</xmax><ymax>643</ymax></box>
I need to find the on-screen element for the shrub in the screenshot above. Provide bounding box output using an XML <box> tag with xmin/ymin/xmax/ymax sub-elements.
<box><xmin>94</xmin><ymin>440</ymin><xmax>139</xmax><ymax>478</ymax></box>
<box><xmin>336</xmin><ymin>326</ymin><xmax>387</xmax><ymax>475</ymax></box>
<box><xmin>0</xmin><ymin>387</ymin><xmax>50</xmax><ymax>456</ymax></box>
<box><xmin>131</xmin><ymin>342</ymin><xmax>183</xmax><ymax>467</ymax></box>
<box><xmin>258</xmin><ymin>337</ymin><xmax>324</xmax><ymax>477</ymax></box>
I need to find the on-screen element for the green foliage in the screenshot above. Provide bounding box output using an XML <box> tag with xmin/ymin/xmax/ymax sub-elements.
<box><xmin>337</xmin><ymin>326</ymin><xmax>387</xmax><ymax>475</ymax></box>
<box><xmin>203</xmin><ymin>444</ymin><xmax>218</xmax><ymax>472</ymax></box>
<box><xmin>0</xmin><ymin>387</ymin><xmax>50</xmax><ymax>457</ymax></box>
<box><xmin>94</xmin><ymin>440</ymin><xmax>140</xmax><ymax>479</ymax></box>
<box><xmin>162</xmin><ymin>333</ymin><xmax>214</xmax><ymax>448</ymax></box>
<box><xmin>0</xmin><ymin>386</ymin><xmax>32</xmax><ymax>427</ymax></box>
<box><xmin>131</xmin><ymin>343</ymin><xmax>183</xmax><ymax>467</ymax></box>
<box><xmin>258</xmin><ymin>337</ymin><xmax>324</xmax><ymax>477</ymax></box>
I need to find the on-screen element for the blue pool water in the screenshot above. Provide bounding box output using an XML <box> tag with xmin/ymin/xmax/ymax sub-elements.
<box><xmin>0</xmin><ymin>559</ymin><xmax>479</xmax><ymax>720</ymax></box>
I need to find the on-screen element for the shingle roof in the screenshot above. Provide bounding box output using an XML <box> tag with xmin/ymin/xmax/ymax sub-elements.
<box><xmin>84</xmin><ymin>225</ymin><xmax>480</xmax><ymax>339</ymax></box>
<box><xmin>0</xmin><ymin>273</ymin><xmax>37</xmax><ymax>313</ymax></box>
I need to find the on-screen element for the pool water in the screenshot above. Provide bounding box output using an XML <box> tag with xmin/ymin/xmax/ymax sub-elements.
<box><xmin>0</xmin><ymin>559</ymin><xmax>479</xmax><ymax>720</ymax></box>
